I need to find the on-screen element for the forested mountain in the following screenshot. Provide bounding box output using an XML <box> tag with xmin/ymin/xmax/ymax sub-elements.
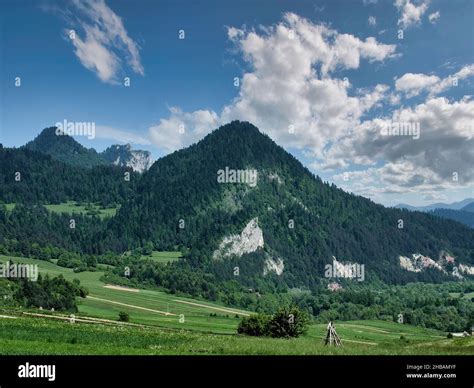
<box><xmin>108</xmin><ymin>121</ymin><xmax>474</xmax><ymax>287</ymax></box>
<box><xmin>24</xmin><ymin>127</ymin><xmax>108</xmax><ymax>169</ymax></box>
<box><xmin>0</xmin><ymin>145</ymin><xmax>138</xmax><ymax>205</ymax></box>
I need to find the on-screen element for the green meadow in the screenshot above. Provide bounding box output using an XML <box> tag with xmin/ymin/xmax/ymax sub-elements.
<box><xmin>3</xmin><ymin>201</ymin><xmax>119</xmax><ymax>219</ymax></box>
<box><xmin>1</xmin><ymin>255</ymin><xmax>246</xmax><ymax>334</ymax></box>
<box><xmin>1</xmin><ymin>255</ymin><xmax>473</xmax><ymax>355</ymax></box>
<box><xmin>140</xmin><ymin>251</ymin><xmax>182</xmax><ymax>264</ymax></box>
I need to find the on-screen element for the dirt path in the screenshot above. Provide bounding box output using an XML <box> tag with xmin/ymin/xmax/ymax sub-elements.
<box><xmin>23</xmin><ymin>312</ymin><xmax>108</xmax><ymax>324</ymax></box>
<box><xmin>0</xmin><ymin>314</ymin><xmax>17</xmax><ymax>319</ymax></box>
<box><xmin>104</xmin><ymin>284</ymin><xmax>139</xmax><ymax>293</ymax></box>
<box><xmin>87</xmin><ymin>296</ymin><xmax>176</xmax><ymax>316</ymax></box>
<box><xmin>173</xmin><ymin>299</ymin><xmax>250</xmax><ymax>316</ymax></box>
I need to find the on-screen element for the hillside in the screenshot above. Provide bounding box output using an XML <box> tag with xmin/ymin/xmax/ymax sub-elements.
<box><xmin>461</xmin><ymin>202</ymin><xmax>474</xmax><ymax>213</ymax></box>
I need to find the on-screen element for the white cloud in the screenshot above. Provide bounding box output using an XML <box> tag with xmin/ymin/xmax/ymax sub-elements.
<box><xmin>430</xmin><ymin>65</ymin><xmax>474</xmax><ymax>95</ymax></box>
<box><xmin>395</xmin><ymin>65</ymin><xmax>474</xmax><ymax>97</ymax></box>
<box><xmin>395</xmin><ymin>73</ymin><xmax>440</xmax><ymax>97</ymax></box>
<box><xmin>220</xmin><ymin>13</ymin><xmax>396</xmax><ymax>157</ymax></box>
<box><xmin>67</xmin><ymin>0</ymin><xmax>144</xmax><ymax>83</ymax></box>
<box><xmin>368</xmin><ymin>16</ymin><xmax>377</xmax><ymax>26</ymax></box>
<box><xmin>328</xmin><ymin>97</ymin><xmax>474</xmax><ymax>194</ymax></box>
<box><xmin>428</xmin><ymin>11</ymin><xmax>440</xmax><ymax>24</ymax></box>
<box><xmin>395</xmin><ymin>0</ymin><xmax>430</xmax><ymax>29</ymax></box>
<box><xmin>149</xmin><ymin>107</ymin><xmax>219</xmax><ymax>152</ymax></box>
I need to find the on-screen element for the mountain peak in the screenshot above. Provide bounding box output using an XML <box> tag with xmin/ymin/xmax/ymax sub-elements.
<box><xmin>24</xmin><ymin>127</ymin><xmax>107</xmax><ymax>169</ymax></box>
<box><xmin>205</xmin><ymin>121</ymin><xmax>266</xmax><ymax>142</ymax></box>
<box><xmin>184</xmin><ymin>121</ymin><xmax>297</xmax><ymax>172</ymax></box>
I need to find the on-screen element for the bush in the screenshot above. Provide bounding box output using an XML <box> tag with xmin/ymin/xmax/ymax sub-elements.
<box><xmin>447</xmin><ymin>333</ymin><xmax>453</xmax><ymax>339</ymax></box>
<box><xmin>267</xmin><ymin>305</ymin><xmax>310</xmax><ymax>338</ymax></box>
<box><xmin>237</xmin><ymin>313</ymin><xmax>271</xmax><ymax>336</ymax></box>
<box><xmin>118</xmin><ymin>311</ymin><xmax>130</xmax><ymax>322</ymax></box>
<box><xmin>237</xmin><ymin>305</ymin><xmax>310</xmax><ymax>338</ymax></box>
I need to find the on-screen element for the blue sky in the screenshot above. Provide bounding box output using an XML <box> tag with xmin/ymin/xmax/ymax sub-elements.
<box><xmin>0</xmin><ymin>0</ymin><xmax>473</xmax><ymax>206</ymax></box>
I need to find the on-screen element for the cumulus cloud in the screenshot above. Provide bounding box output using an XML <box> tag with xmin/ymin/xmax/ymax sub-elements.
<box><xmin>395</xmin><ymin>0</ymin><xmax>430</xmax><ymax>29</ymax></box>
<box><xmin>149</xmin><ymin>107</ymin><xmax>219</xmax><ymax>152</ymax></box>
<box><xmin>222</xmin><ymin>13</ymin><xmax>395</xmax><ymax>154</ymax></box>
<box><xmin>395</xmin><ymin>65</ymin><xmax>474</xmax><ymax>97</ymax></box>
<box><xmin>395</xmin><ymin>73</ymin><xmax>440</xmax><ymax>97</ymax></box>
<box><xmin>67</xmin><ymin>0</ymin><xmax>144</xmax><ymax>83</ymax></box>
<box><xmin>329</xmin><ymin>97</ymin><xmax>474</xmax><ymax>194</ymax></box>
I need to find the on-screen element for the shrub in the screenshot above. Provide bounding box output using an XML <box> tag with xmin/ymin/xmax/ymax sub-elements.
<box><xmin>237</xmin><ymin>305</ymin><xmax>310</xmax><ymax>338</ymax></box>
<box><xmin>118</xmin><ymin>311</ymin><xmax>130</xmax><ymax>322</ymax></box>
<box><xmin>267</xmin><ymin>305</ymin><xmax>310</xmax><ymax>338</ymax></box>
<box><xmin>237</xmin><ymin>313</ymin><xmax>271</xmax><ymax>336</ymax></box>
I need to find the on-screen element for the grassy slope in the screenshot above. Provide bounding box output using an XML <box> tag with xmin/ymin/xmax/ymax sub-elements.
<box><xmin>4</xmin><ymin>201</ymin><xmax>118</xmax><ymax>219</ymax></box>
<box><xmin>140</xmin><ymin>251</ymin><xmax>182</xmax><ymax>264</ymax></box>
<box><xmin>1</xmin><ymin>255</ymin><xmax>472</xmax><ymax>355</ymax></box>
<box><xmin>2</xmin><ymin>255</ymin><xmax>246</xmax><ymax>333</ymax></box>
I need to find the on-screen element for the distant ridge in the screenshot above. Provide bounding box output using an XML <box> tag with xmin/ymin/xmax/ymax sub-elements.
<box><xmin>395</xmin><ymin>198</ymin><xmax>474</xmax><ymax>212</ymax></box>
<box><xmin>24</xmin><ymin>127</ymin><xmax>153</xmax><ymax>172</ymax></box>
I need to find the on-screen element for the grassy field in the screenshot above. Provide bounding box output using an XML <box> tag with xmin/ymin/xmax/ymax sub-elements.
<box><xmin>2</xmin><ymin>255</ymin><xmax>246</xmax><ymax>333</ymax></box>
<box><xmin>3</xmin><ymin>201</ymin><xmax>119</xmax><ymax>219</ymax></box>
<box><xmin>0</xmin><ymin>315</ymin><xmax>471</xmax><ymax>355</ymax></box>
<box><xmin>140</xmin><ymin>251</ymin><xmax>182</xmax><ymax>264</ymax></box>
<box><xmin>44</xmin><ymin>201</ymin><xmax>119</xmax><ymax>219</ymax></box>
<box><xmin>1</xmin><ymin>255</ymin><xmax>473</xmax><ymax>355</ymax></box>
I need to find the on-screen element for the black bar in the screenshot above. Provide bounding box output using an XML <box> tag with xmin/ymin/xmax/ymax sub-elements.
<box><xmin>0</xmin><ymin>356</ymin><xmax>472</xmax><ymax>387</ymax></box>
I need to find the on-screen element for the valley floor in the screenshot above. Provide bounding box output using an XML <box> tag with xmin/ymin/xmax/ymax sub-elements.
<box><xmin>0</xmin><ymin>315</ymin><xmax>473</xmax><ymax>355</ymax></box>
<box><xmin>1</xmin><ymin>256</ymin><xmax>473</xmax><ymax>355</ymax></box>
